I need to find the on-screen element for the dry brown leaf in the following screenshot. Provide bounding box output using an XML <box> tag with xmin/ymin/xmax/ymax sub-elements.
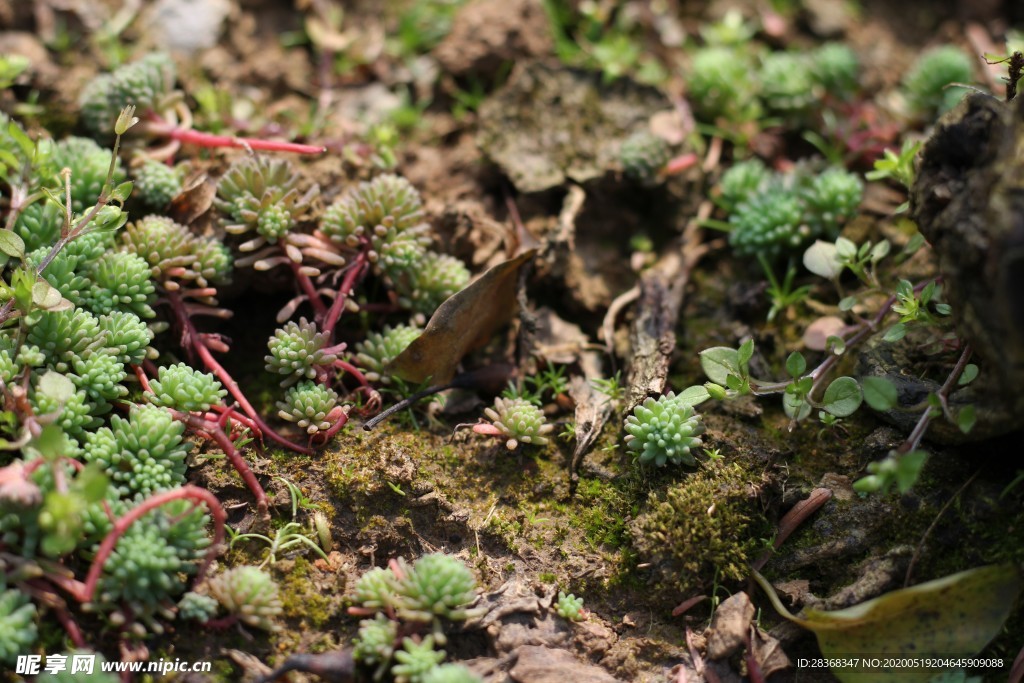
<box><xmin>388</xmin><ymin>249</ymin><xmax>536</xmax><ymax>385</ymax></box>
<box><xmin>706</xmin><ymin>591</ymin><xmax>755</xmax><ymax>660</ymax></box>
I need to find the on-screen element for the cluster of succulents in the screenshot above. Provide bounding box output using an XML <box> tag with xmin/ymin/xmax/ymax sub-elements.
<box><xmin>0</xmin><ymin>584</ymin><xmax>38</xmax><ymax>665</ymax></box>
<box><xmin>79</xmin><ymin>52</ymin><xmax>177</xmax><ymax>135</ymax></box>
<box><xmin>687</xmin><ymin>41</ymin><xmax>859</xmax><ymax>123</ymax></box>
<box><xmin>716</xmin><ymin>159</ymin><xmax>863</xmax><ymax>260</ymax></box>
<box><xmin>276</xmin><ymin>381</ymin><xmax>342</xmax><ymax>434</ymax></box>
<box><xmin>618</xmin><ymin>130</ymin><xmax>672</xmax><ymax>184</ymax></box>
<box><xmin>265</xmin><ymin>317</ymin><xmax>339</xmax><ymax>386</ymax></box>
<box><xmin>624</xmin><ymin>392</ymin><xmax>706</xmax><ymax>467</ymax></box>
<box><xmin>349</xmin><ymin>554</ymin><xmax>483</xmax><ymax>682</ymax></box>
<box><xmin>320</xmin><ymin>174</ymin><xmax>469</xmax><ymax>316</ymax></box>
<box><xmin>216</xmin><ymin>155</ymin><xmax>318</xmax><ymax>246</ymax></box>
<box><xmin>480</xmin><ymin>396</ymin><xmax>554</xmax><ymax>450</ymax></box>
<box><xmin>131</xmin><ymin>159</ymin><xmax>184</xmax><ymax>208</ymax></box>
<box><xmin>902</xmin><ymin>46</ymin><xmax>974</xmax><ymax>117</ymax></box>
<box><xmin>555</xmin><ymin>590</ymin><xmax>586</xmax><ymax>622</ymax></box>
<box><xmin>206</xmin><ymin>565</ymin><xmax>284</xmax><ymax>631</ymax></box>
<box><xmin>354</xmin><ymin>323</ymin><xmax>423</xmax><ymax>383</ymax></box>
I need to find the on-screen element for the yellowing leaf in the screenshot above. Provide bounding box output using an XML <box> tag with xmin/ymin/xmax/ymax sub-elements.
<box><xmin>755</xmin><ymin>564</ymin><xmax>1022</xmax><ymax>683</ymax></box>
<box><xmin>388</xmin><ymin>250</ymin><xmax>536</xmax><ymax>385</ymax></box>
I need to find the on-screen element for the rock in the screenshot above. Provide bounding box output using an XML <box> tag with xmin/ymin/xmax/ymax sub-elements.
<box><xmin>477</xmin><ymin>62</ymin><xmax>671</xmax><ymax>193</ymax></box>
<box><xmin>910</xmin><ymin>92</ymin><xmax>1024</xmax><ymax>426</ymax></box>
<box><xmin>434</xmin><ymin>0</ymin><xmax>552</xmax><ymax>78</ymax></box>
<box><xmin>509</xmin><ymin>645</ymin><xmax>619</xmax><ymax>683</ymax></box>
<box><xmin>142</xmin><ymin>0</ymin><xmax>231</xmax><ymax>54</ymax></box>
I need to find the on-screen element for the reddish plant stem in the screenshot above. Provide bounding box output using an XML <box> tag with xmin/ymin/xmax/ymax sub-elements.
<box><xmin>165</xmin><ymin>290</ymin><xmax>312</xmax><ymax>454</ymax></box>
<box><xmin>322</xmin><ymin>252</ymin><xmax>369</xmax><ymax>340</ymax></box>
<box><xmin>289</xmin><ymin>259</ymin><xmax>328</xmax><ymax>323</ymax></box>
<box><xmin>176</xmin><ymin>412</ymin><xmax>269</xmax><ymax>517</ymax></box>
<box><xmin>77</xmin><ymin>486</ymin><xmax>225</xmax><ymax>604</ymax></box>
<box><xmin>54</xmin><ymin>602</ymin><xmax>87</xmax><ymax>648</ymax></box>
<box><xmin>144</xmin><ymin>116</ymin><xmax>326</xmax><ymax>155</ymax></box>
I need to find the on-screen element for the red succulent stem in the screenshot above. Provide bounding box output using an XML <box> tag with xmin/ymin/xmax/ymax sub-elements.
<box><xmin>289</xmin><ymin>260</ymin><xmax>328</xmax><ymax>322</ymax></box>
<box><xmin>322</xmin><ymin>252</ymin><xmax>369</xmax><ymax>340</ymax></box>
<box><xmin>175</xmin><ymin>412</ymin><xmax>269</xmax><ymax>517</ymax></box>
<box><xmin>144</xmin><ymin>115</ymin><xmax>326</xmax><ymax>155</ymax></box>
<box><xmin>164</xmin><ymin>289</ymin><xmax>313</xmax><ymax>455</ymax></box>
<box><xmin>77</xmin><ymin>486</ymin><xmax>226</xmax><ymax>604</ymax></box>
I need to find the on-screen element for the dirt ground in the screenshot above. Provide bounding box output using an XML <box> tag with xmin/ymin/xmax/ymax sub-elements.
<box><xmin>2</xmin><ymin>0</ymin><xmax>1023</xmax><ymax>681</ymax></box>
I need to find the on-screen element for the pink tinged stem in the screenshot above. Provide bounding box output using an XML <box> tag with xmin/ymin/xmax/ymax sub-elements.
<box><xmin>661</xmin><ymin>152</ymin><xmax>699</xmax><ymax>177</ymax></box>
<box><xmin>289</xmin><ymin>259</ymin><xmax>328</xmax><ymax>323</ymax></box>
<box><xmin>178</xmin><ymin>413</ymin><xmax>269</xmax><ymax>517</ymax></box>
<box><xmin>78</xmin><ymin>486</ymin><xmax>226</xmax><ymax>604</ymax></box>
<box><xmin>322</xmin><ymin>253</ymin><xmax>369</xmax><ymax>340</ymax></box>
<box><xmin>153</xmin><ymin>121</ymin><xmax>326</xmax><ymax>155</ymax></box>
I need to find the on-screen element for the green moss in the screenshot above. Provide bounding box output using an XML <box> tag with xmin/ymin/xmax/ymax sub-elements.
<box><xmin>277</xmin><ymin>558</ymin><xmax>338</xmax><ymax>629</ymax></box>
<box><xmin>629</xmin><ymin>461</ymin><xmax>769</xmax><ymax>600</ymax></box>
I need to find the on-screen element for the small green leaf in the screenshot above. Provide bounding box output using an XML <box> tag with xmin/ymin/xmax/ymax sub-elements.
<box><xmin>903</xmin><ymin>231</ymin><xmax>926</xmax><ymax>255</ymax></box>
<box><xmin>838</xmin><ymin>296</ymin><xmax>857</xmax><ymax>311</ymax></box>
<box><xmin>699</xmin><ymin>347</ymin><xmax>742</xmax><ymax>386</ymax></box>
<box><xmin>783</xmin><ymin>392</ymin><xmax>812</xmax><ymax>421</ymax></box>
<box><xmin>957</xmin><ymin>405</ymin><xmax>976</xmax><ymax>434</ymax></box>
<box><xmin>827</xmin><ymin>335</ymin><xmax>846</xmax><ymax>355</ymax></box>
<box><xmin>737</xmin><ymin>338</ymin><xmax>754</xmax><ymax>368</ymax></box>
<box><xmin>785</xmin><ymin>352</ymin><xmax>806</xmax><ymax>378</ymax></box>
<box><xmin>32</xmin><ymin>280</ymin><xmax>63</xmax><ymax>309</ymax></box>
<box><xmin>677</xmin><ymin>385</ymin><xmax>711</xmax><ymax>406</ymax></box>
<box><xmin>822</xmin><ymin>376</ymin><xmax>863</xmax><ymax>417</ymax></box>
<box><xmin>862</xmin><ymin>376</ymin><xmax>898</xmax><ymax>411</ymax></box>
<box><xmin>37</xmin><ymin>370</ymin><xmax>75</xmax><ymax>403</ymax></box>
<box><xmin>0</xmin><ymin>230</ymin><xmax>25</xmax><ymax>259</ymax></box>
<box><xmin>934</xmin><ymin>303</ymin><xmax>952</xmax><ymax>316</ymax></box>
<box><xmin>725</xmin><ymin>373</ymin><xmax>743</xmax><ymax>391</ymax></box>
<box><xmin>882</xmin><ymin>324</ymin><xmax>906</xmax><ymax>343</ymax></box>
<box><xmin>896</xmin><ymin>450</ymin><xmax>928</xmax><ymax>493</ymax></box>
<box><xmin>32</xmin><ymin>424</ymin><xmax>65</xmax><ymax>460</ymax></box>
<box><xmin>75</xmin><ymin>464</ymin><xmax>109</xmax><ymax>504</ymax></box>
<box><xmin>835</xmin><ymin>236</ymin><xmax>857</xmax><ymax>259</ymax></box>
<box><xmin>958</xmin><ymin>364</ymin><xmax>979</xmax><ymax>386</ymax></box>
<box><xmin>870</xmin><ymin>240</ymin><xmax>891</xmax><ymax>262</ymax></box>
<box><xmin>8</xmin><ymin>120</ymin><xmax>35</xmax><ymax>158</ymax></box>
<box><xmin>109</xmin><ymin>180</ymin><xmax>134</xmax><ymax>204</ymax></box>
<box><xmin>803</xmin><ymin>240</ymin><xmax>842</xmax><ymax>278</ymax></box>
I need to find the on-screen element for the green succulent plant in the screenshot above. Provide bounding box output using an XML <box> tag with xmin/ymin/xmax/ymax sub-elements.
<box><xmin>618</xmin><ymin>130</ymin><xmax>671</xmax><ymax>183</ymax></box>
<box><xmin>27</xmin><ymin>308</ymin><xmax>104</xmax><ymax>373</ymax></box>
<box><xmin>177</xmin><ymin>591</ymin><xmax>219</xmax><ymax>622</ymax></box>
<box><xmin>353</xmin><ymin>613</ymin><xmax>399</xmax><ymax>677</ymax></box>
<box><xmin>276</xmin><ymin>380</ymin><xmax>341</xmax><ymax>434</ymax></box>
<box><xmin>50</xmin><ymin>136</ymin><xmax>126</xmax><ymax>213</ymax></box>
<box><xmin>122</xmin><ymin>214</ymin><xmax>196</xmax><ymax>276</ymax></box>
<box><xmin>144</xmin><ymin>362</ymin><xmax>227</xmax><ymax>412</ymax></box>
<box><xmin>321</xmin><ymin>174</ymin><xmax>431</xmax><ymax>272</ymax></box>
<box><xmin>727</xmin><ymin>189</ymin><xmax>807</xmax><ymax>259</ymax></box>
<box><xmin>265</xmin><ymin>317</ymin><xmax>338</xmax><ymax>386</ymax></box>
<box><xmin>83</xmin><ymin>405</ymin><xmax>191</xmax><ymax>498</ymax></box>
<box><xmin>215</xmin><ymin>155</ymin><xmax>317</xmax><ymax>244</ymax></box>
<box><xmin>687</xmin><ymin>46</ymin><xmax>761</xmax><ymax>123</ymax></box>
<box><xmin>85</xmin><ymin>250</ymin><xmax>157</xmax><ymax>318</ymax></box>
<box><xmin>483</xmin><ymin>397</ymin><xmax>554</xmax><ymax>450</ymax></box>
<box><xmin>392</xmin><ymin>636</ymin><xmax>446</xmax><ymax>683</ymax></box>
<box><xmin>421</xmin><ymin>665</ymin><xmax>483</xmax><ymax>683</ymax></box>
<box><xmin>80</xmin><ymin>52</ymin><xmax>177</xmax><ymax>135</ymax></box>
<box><xmin>354</xmin><ymin>566</ymin><xmax>401</xmax><ymax>611</ymax></box>
<box><xmin>71</xmin><ymin>351</ymin><xmax>128</xmax><ymax>403</ymax></box>
<box><xmin>759</xmin><ymin>51</ymin><xmax>816</xmax><ymax>113</ymax></box>
<box><xmin>98</xmin><ymin>310</ymin><xmax>153</xmax><ymax>365</ymax></box>
<box><xmin>555</xmin><ymin>590</ymin><xmax>585</xmax><ymax>621</ymax></box>
<box><xmin>0</xmin><ymin>584</ymin><xmax>38</xmax><ymax>665</ymax></box>
<box><xmin>803</xmin><ymin>166</ymin><xmax>863</xmax><ymax>233</ymax></box>
<box><xmin>354</xmin><ymin>323</ymin><xmax>422</xmax><ymax>383</ymax></box>
<box><xmin>717</xmin><ymin>158</ymin><xmax>770</xmax><ymax>211</ymax></box>
<box><xmin>131</xmin><ymin>159</ymin><xmax>183</xmax><ymax>207</ymax></box>
<box><xmin>14</xmin><ymin>199</ymin><xmax>64</xmax><ymax>253</ymax></box>
<box><xmin>208</xmin><ymin>566</ymin><xmax>283</xmax><ymax>631</ymax></box>
<box><xmin>394</xmin><ymin>553</ymin><xmax>479</xmax><ymax>623</ymax></box>
<box><xmin>903</xmin><ymin>45</ymin><xmax>973</xmax><ymax>116</ymax></box>
<box><xmin>624</xmin><ymin>392</ymin><xmax>705</xmax><ymax>467</ymax></box>
<box><xmin>396</xmin><ymin>252</ymin><xmax>469</xmax><ymax>316</ymax></box>
<box><xmin>810</xmin><ymin>42</ymin><xmax>860</xmax><ymax>96</ymax></box>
